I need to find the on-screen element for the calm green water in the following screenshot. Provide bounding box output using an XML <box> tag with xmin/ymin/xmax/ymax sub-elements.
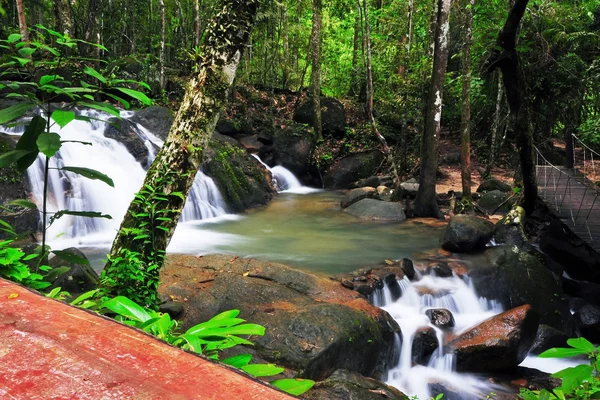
<box><xmin>172</xmin><ymin>191</ymin><xmax>443</xmax><ymax>275</ymax></box>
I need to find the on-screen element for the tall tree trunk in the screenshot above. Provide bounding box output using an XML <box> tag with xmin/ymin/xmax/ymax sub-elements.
<box><xmin>193</xmin><ymin>0</ymin><xmax>201</xmax><ymax>48</ymax></box>
<box><xmin>484</xmin><ymin>71</ymin><xmax>504</xmax><ymax>177</ymax></box>
<box><xmin>414</xmin><ymin>0</ymin><xmax>451</xmax><ymax>219</ymax></box>
<box><xmin>102</xmin><ymin>0</ymin><xmax>260</xmax><ymax>307</ymax></box>
<box><xmin>486</xmin><ymin>0</ymin><xmax>536</xmax><ymax>213</ymax></box>
<box><xmin>281</xmin><ymin>6</ymin><xmax>289</xmax><ymax>89</ymax></box>
<box><xmin>363</xmin><ymin>0</ymin><xmax>400</xmax><ymax>186</ymax></box>
<box><xmin>349</xmin><ymin>0</ymin><xmax>361</xmax><ymax>96</ymax></box>
<box><xmin>159</xmin><ymin>0</ymin><xmax>166</xmax><ymax>90</ymax></box>
<box><xmin>311</xmin><ymin>0</ymin><xmax>323</xmax><ymax>140</ymax></box>
<box><xmin>15</xmin><ymin>0</ymin><xmax>29</xmax><ymax>41</ymax></box>
<box><xmin>130</xmin><ymin>0</ymin><xmax>136</xmax><ymax>53</ymax></box>
<box><xmin>398</xmin><ymin>0</ymin><xmax>414</xmax><ymax>77</ymax></box>
<box><xmin>52</xmin><ymin>0</ymin><xmax>72</xmax><ymax>35</ymax></box>
<box><xmin>460</xmin><ymin>0</ymin><xmax>474</xmax><ymax>199</ymax></box>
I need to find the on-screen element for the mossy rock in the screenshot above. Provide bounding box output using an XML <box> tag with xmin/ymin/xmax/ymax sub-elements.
<box><xmin>203</xmin><ymin>133</ymin><xmax>276</xmax><ymax>212</ymax></box>
<box><xmin>323</xmin><ymin>150</ymin><xmax>384</xmax><ymax>190</ymax></box>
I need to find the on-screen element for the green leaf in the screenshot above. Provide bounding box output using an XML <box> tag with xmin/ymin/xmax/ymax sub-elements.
<box><xmin>7</xmin><ymin>199</ymin><xmax>37</xmax><ymax>209</ymax></box>
<box><xmin>51</xmin><ymin>250</ymin><xmax>90</xmax><ymax>266</ymax></box>
<box><xmin>77</xmin><ymin>101</ymin><xmax>120</xmax><ymax>117</ymax></box>
<box><xmin>69</xmin><ymin>289</ymin><xmax>99</xmax><ymax>306</ymax></box>
<box><xmin>0</xmin><ymin>149</ymin><xmax>31</xmax><ymax>168</ymax></box>
<box><xmin>271</xmin><ymin>378</ymin><xmax>315</xmax><ymax>396</ymax></box>
<box><xmin>241</xmin><ymin>364</ymin><xmax>284</xmax><ymax>377</ymax></box>
<box><xmin>100</xmin><ymin>296</ymin><xmax>152</xmax><ymax>324</ymax></box>
<box><xmin>51</xmin><ymin>110</ymin><xmax>75</xmax><ymax>129</ymax></box>
<box><xmin>222</xmin><ymin>354</ymin><xmax>252</xmax><ymax>368</ymax></box>
<box><xmin>17</xmin><ymin>47</ymin><xmax>36</xmax><ymax>57</ymax></box>
<box><xmin>114</xmin><ymin>88</ymin><xmax>152</xmax><ymax>105</ymax></box>
<box><xmin>539</xmin><ymin>347</ymin><xmax>588</xmax><ymax>359</ymax></box>
<box><xmin>554</xmin><ymin>364</ymin><xmax>593</xmax><ymax>394</ymax></box>
<box><xmin>7</xmin><ymin>33</ymin><xmax>22</xmax><ymax>43</ymax></box>
<box><xmin>37</xmin><ymin>133</ymin><xmax>62</xmax><ymax>157</ymax></box>
<box><xmin>566</xmin><ymin>337</ymin><xmax>595</xmax><ymax>354</ymax></box>
<box><xmin>189</xmin><ymin>324</ymin><xmax>266</xmax><ymax>338</ymax></box>
<box><xmin>14</xmin><ymin>115</ymin><xmax>46</xmax><ymax>171</ymax></box>
<box><xmin>83</xmin><ymin>66</ymin><xmax>107</xmax><ymax>84</ymax></box>
<box><xmin>181</xmin><ymin>333</ymin><xmax>204</xmax><ymax>354</ymax></box>
<box><xmin>49</xmin><ymin>210</ymin><xmax>112</xmax><ymax>226</ymax></box>
<box><xmin>13</xmin><ymin>57</ymin><xmax>31</xmax><ymax>66</ymax></box>
<box><xmin>46</xmin><ymin>287</ymin><xmax>62</xmax><ymax>299</ymax></box>
<box><xmin>40</xmin><ymin>75</ymin><xmax>59</xmax><ymax>86</ymax></box>
<box><xmin>103</xmin><ymin>92</ymin><xmax>130</xmax><ymax>109</ymax></box>
<box><xmin>61</xmin><ymin>166</ymin><xmax>114</xmax><ymax>187</ymax></box>
<box><xmin>0</xmin><ymin>102</ymin><xmax>36</xmax><ymax>124</ymax></box>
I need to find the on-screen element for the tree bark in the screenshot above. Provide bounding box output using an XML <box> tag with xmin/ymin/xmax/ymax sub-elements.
<box><xmin>414</xmin><ymin>0</ymin><xmax>451</xmax><ymax>219</ymax></box>
<box><xmin>485</xmin><ymin>0</ymin><xmax>537</xmax><ymax>214</ymax></box>
<box><xmin>282</xmin><ymin>6</ymin><xmax>289</xmax><ymax>89</ymax></box>
<box><xmin>193</xmin><ymin>0</ymin><xmax>201</xmax><ymax>48</ymax></box>
<box><xmin>102</xmin><ymin>0</ymin><xmax>260</xmax><ymax>306</ymax></box>
<box><xmin>159</xmin><ymin>0</ymin><xmax>166</xmax><ymax>91</ymax></box>
<box><xmin>460</xmin><ymin>0</ymin><xmax>474</xmax><ymax>199</ymax></box>
<box><xmin>15</xmin><ymin>0</ymin><xmax>29</xmax><ymax>41</ymax></box>
<box><xmin>311</xmin><ymin>0</ymin><xmax>323</xmax><ymax>140</ymax></box>
<box><xmin>349</xmin><ymin>0</ymin><xmax>361</xmax><ymax>96</ymax></box>
<box><xmin>484</xmin><ymin>71</ymin><xmax>504</xmax><ymax>177</ymax></box>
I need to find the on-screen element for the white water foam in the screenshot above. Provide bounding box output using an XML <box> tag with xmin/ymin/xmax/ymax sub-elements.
<box><xmin>251</xmin><ymin>154</ymin><xmax>320</xmax><ymax>194</ymax></box>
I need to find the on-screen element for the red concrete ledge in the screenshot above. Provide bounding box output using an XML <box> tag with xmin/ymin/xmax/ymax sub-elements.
<box><xmin>0</xmin><ymin>279</ymin><xmax>294</xmax><ymax>399</ymax></box>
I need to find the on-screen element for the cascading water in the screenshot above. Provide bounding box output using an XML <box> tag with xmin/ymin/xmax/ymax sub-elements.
<box><xmin>18</xmin><ymin>109</ymin><xmax>228</xmax><ymax>246</ymax></box>
<box><xmin>375</xmin><ymin>272</ymin><xmax>504</xmax><ymax>399</ymax></box>
<box><xmin>251</xmin><ymin>154</ymin><xmax>320</xmax><ymax>194</ymax></box>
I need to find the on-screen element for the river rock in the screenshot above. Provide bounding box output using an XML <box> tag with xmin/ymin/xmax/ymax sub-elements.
<box><xmin>293</xmin><ymin>97</ymin><xmax>347</xmax><ymax>138</ymax></box>
<box><xmin>477</xmin><ymin>190</ymin><xmax>510</xmax><ymax>215</ymax></box>
<box><xmin>203</xmin><ymin>133</ymin><xmax>276</xmax><ymax>213</ymax></box>
<box><xmin>129</xmin><ymin>106</ymin><xmax>174</xmax><ymax>140</ymax></box>
<box><xmin>573</xmin><ymin>303</ymin><xmax>600</xmax><ymax>343</ymax></box>
<box><xmin>392</xmin><ymin>181</ymin><xmax>419</xmax><ymax>200</ymax></box>
<box><xmin>340</xmin><ymin>187</ymin><xmax>376</xmax><ymax>209</ymax></box>
<box><xmin>338</xmin><ymin>262</ymin><xmax>406</xmax><ymax>303</ymax></box>
<box><xmin>215</xmin><ymin>119</ymin><xmax>242</xmax><ymax>137</ymax></box>
<box><xmin>159</xmin><ymin>254</ymin><xmax>399</xmax><ymax>381</ymax></box>
<box><xmin>470</xmin><ymin>246</ymin><xmax>575</xmax><ymax>335</ymax></box>
<box><xmin>427</xmin><ymin>262</ymin><xmax>453</xmax><ymax>278</ymax></box>
<box><xmin>271</xmin><ymin>123</ymin><xmax>316</xmax><ymax>182</ymax></box>
<box><xmin>529</xmin><ymin>324</ymin><xmax>569</xmax><ymax>354</ymax></box>
<box><xmin>238</xmin><ymin>135</ymin><xmax>264</xmax><ymax>153</ymax></box>
<box><xmin>354</xmin><ymin>176</ymin><xmax>393</xmax><ymax>189</ymax></box>
<box><xmin>447</xmin><ymin>304</ymin><xmax>540</xmax><ymax>372</ymax></box>
<box><xmin>412</xmin><ymin>326</ymin><xmax>439</xmax><ymax>365</ymax></box>
<box><xmin>375</xmin><ymin>186</ymin><xmax>392</xmax><ymax>202</ymax></box>
<box><xmin>425</xmin><ymin>308</ymin><xmax>455</xmax><ymax>329</ymax></box>
<box><xmin>440</xmin><ymin>215</ymin><xmax>494</xmax><ymax>253</ymax></box>
<box><xmin>344</xmin><ymin>199</ymin><xmax>407</xmax><ymax>221</ymax></box>
<box><xmin>323</xmin><ymin>150</ymin><xmax>384</xmax><ymax>189</ymax></box>
<box><xmin>104</xmin><ymin>117</ymin><xmax>155</xmax><ymax>168</ymax></box>
<box><xmin>48</xmin><ymin>248</ymin><xmax>98</xmax><ymax>296</ymax></box>
<box><xmin>563</xmin><ymin>278</ymin><xmax>600</xmax><ymax>306</ymax></box>
<box><xmin>401</xmin><ymin>258</ymin><xmax>415</xmax><ymax>280</ymax></box>
<box><xmin>301</xmin><ymin>369</ymin><xmax>409</xmax><ymax>400</ymax></box>
<box><xmin>495</xmin><ymin>207</ymin><xmax>528</xmax><ymax>247</ymax></box>
<box><xmin>477</xmin><ymin>178</ymin><xmax>511</xmax><ymax>193</ymax></box>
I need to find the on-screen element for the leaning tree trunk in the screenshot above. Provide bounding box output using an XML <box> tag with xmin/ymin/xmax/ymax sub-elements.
<box><xmin>102</xmin><ymin>0</ymin><xmax>260</xmax><ymax>307</ymax></box>
<box><xmin>15</xmin><ymin>0</ymin><xmax>29</xmax><ymax>41</ymax></box>
<box><xmin>486</xmin><ymin>0</ymin><xmax>536</xmax><ymax>214</ymax></box>
<box><xmin>311</xmin><ymin>0</ymin><xmax>323</xmax><ymax>140</ymax></box>
<box><xmin>414</xmin><ymin>0</ymin><xmax>451</xmax><ymax>219</ymax></box>
<box><xmin>460</xmin><ymin>0</ymin><xmax>474</xmax><ymax>199</ymax></box>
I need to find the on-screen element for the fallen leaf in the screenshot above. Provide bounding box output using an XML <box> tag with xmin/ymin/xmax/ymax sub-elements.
<box><xmin>8</xmin><ymin>293</ymin><xmax>18</xmax><ymax>299</ymax></box>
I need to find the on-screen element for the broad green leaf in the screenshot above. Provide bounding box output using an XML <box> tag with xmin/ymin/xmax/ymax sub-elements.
<box><xmin>554</xmin><ymin>364</ymin><xmax>593</xmax><ymax>394</ymax></box>
<box><xmin>40</xmin><ymin>45</ymin><xmax>60</xmax><ymax>56</ymax></box>
<box><xmin>208</xmin><ymin>309</ymin><xmax>240</xmax><ymax>321</ymax></box>
<box><xmin>46</xmin><ymin>287</ymin><xmax>62</xmax><ymax>299</ymax></box>
<box><xmin>0</xmin><ymin>149</ymin><xmax>31</xmax><ymax>168</ymax></box>
<box><xmin>7</xmin><ymin>199</ymin><xmax>37</xmax><ymax>209</ymax></box>
<box><xmin>35</xmin><ymin>24</ymin><xmax>63</xmax><ymax>39</ymax></box>
<box><xmin>51</xmin><ymin>110</ymin><xmax>75</xmax><ymax>128</ymax></box>
<box><xmin>185</xmin><ymin>318</ymin><xmax>246</xmax><ymax>335</ymax></box>
<box><xmin>40</xmin><ymin>75</ymin><xmax>59</xmax><ymax>86</ymax></box>
<box><xmin>104</xmin><ymin>92</ymin><xmax>130</xmax><ymax>109</ymax></box>
<box><xmin>241</xmin><ymin>364</ymin><xmax>284</xmax><ymax>377</ymax></box>
<box><xmin>83</xmin><ymin>66</ymin><xmax>107</xmax><ymax>84</ymax></box>
<box><xmin>17</xmin><ymin>47</ymin><xmax>36</xmax><ymax>57</ymax></box>
<box><xmin>101</xmin><ymin>296</ymin><xmax>152</xmax><ymax>323</ymax></box>
<box><xmin>69</xmin><ymin>289</ymin><xmax>99</xmax><ymax>306</ymax></box>
<box><xmin>13</xmin><ymin>57</ymin><xmax>31</xmax><ymax>66</ymax></box>
<box><xmin>7</xmin><ymin>33</ymin><xmax>22</xmax><ymax>43</ymax></box>
<box><xmin>221</xmin><ymin>354</ymin><xmax>252</xmax><ymax>368</ymax></box>
<box><xmin>0</xmin><ymin>102</ymin><xmax>36</xmax><ymax>124</ymax></box>
<box><xmin>49</xmin><ymin>210</ymin><xmax>112</xmax><ymax>225</ymax></box>
<box><xmin>42</xmin><ymin>266</ymin><xmax>70</xmax><ymax>283</ymax></box>
<box><xmin>539</xmin><ymin>347</ymin><xmax>588</xmax><ymax>359</ymax></box>
<box><xmin>61</xmin><ymin>166</ymin><xmax>114</xmax><ymax>187</ymax></box>
<box><xmin>37</xmin><ymin>133</ymin><xmax>62</xmax><ymax>157</ymax></box>
<box><xmin>566</xmin><ymin>337</ymin><xmax>595</xmax><ymax>354</ymax></box>
<box><xmin>115</xmin><ymin>88</ymin><xmax>152</xmax><ymax>105</ymax></box>
<box><xmin>271</xmin><ymin>378</ymin><xmax>315</xmax><ymax>396</ymax></box>
<box><xmin>15</xmin><ymin>115</ymin><xmax>45</xmax><ymax>171</ymax></box>
<box><xmin>181</xmin><ymin>333</ymin><xmax>205</xmax><ymax>354</ymax></box>
<box><xmin>189</xmin><ymin>324</ymin><xmax>266</xmax><ymax>338</ymax></box>
<box><xmin>51</xmin><ymin>250</ymin><xmax>90</xmax><ymax>266</ymax></box>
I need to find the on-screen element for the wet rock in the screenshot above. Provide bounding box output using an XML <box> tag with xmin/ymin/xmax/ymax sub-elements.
<box><xmin>301</xmin><ymin>369</ymin><xmax>409</xmax><ymax>400</ymax></box>
<box><xmin>293</xmin><ymin>97</ymin><xmax>347</xmax><ymax>138</ymax></box>
<box><xmin>470</xmin><ymin>246</ymin><xmax>575</xmax><ymax>335</ymax></box>
<box><xmin>440</xmin><ymin>215</ymin><xmax>494</xmax><ymax>253</ymax></box>
<box><xmin>490</xmin><ymin>367</ymin><xmax>561</xmax><ymax>394</ymax></box>
<box><xmin>48</xmin><ymin>248</ymin><xmax>98</xmax><ymax>296</ymax></box>
<box><xmin>159</xmin><ymin>301</ymin><xmax>184</xmax><ymax>319</ymax></box>
<box><xmin>425</xmin><ymin>308</ymin><xmax>455</xmax><ymax>329</ymax></box>
<box><xmin>340</xmin><ymin>187</ymin><xmax>376</xmax><ymax>209</ymax></box>
<box><xmin>323</xmin><ymin>150</ymin><xmax>384</xmax><ymax>190</ymax></box>
<box><xmin>344</xmin><ymin>199</ymin><xmax>407</xmax><ymax>221</ymax></box>
<box><xmin>339</xmin><ymin>262</ymin><xmax>405</xmax><ymax>302</ymax></box>
<box><xmin>573</xmin><ymin>303</ymin><xmax>600</xmax><ymax>343</ymax></box>
<box><xmin>477</xmin><ymin>190</ymin><xmax>510</xmax><ymax>215</ymax></box>
<box><xmin>400</xmin><ymin>258</ymin><xmax>415</xmax><ymax>280</ymax></box>
<box><xmin>129</xmin><ymin>106</ymin><xmax>174</xmax><ymax>140</ymax></box>
<box><xmin>477</xmin><ymin>179</ymin><xmax>511</xmax><ymax>193</ymax></box>
<box><xmin>427</xmin><ymin>262</ymin><xmax>453</xmax><ymax>278</ymax></box>
<box><xmin>271</xmin><ymin>123</ymin><xmax>317</xmax><ymax>182</ymax></box>
<box><xmin>412</xmin><ymin>326</ymin><xmax>439</xmax><ymax>365</ymax></box>
<box><xmin>104</xmin><ymin>117</ymin><xmax>155</xmax><ymax>168</ymax></box>
<box><xmin>448</xmin><ymin>304</ymin><xmax>540</xmax><ymax>372</ymax></box>
<box><xmin>563</xmin><ymin>278</ymin><xmax>600</xmax><ymax>306</ymax></box>
<box><xmin>160</xmin><ymin>254</ymin><xmax>399</xmax><ymax>380</ymax></box>
<box><xmin>530</xmin><ymin>324</ymin><xmax>569</xmax><ymax>354</ymax></box>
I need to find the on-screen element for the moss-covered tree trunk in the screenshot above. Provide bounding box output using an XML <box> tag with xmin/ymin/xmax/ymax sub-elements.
<box><xmin>102</xmin><ymin>0</ymin><xmax>260</xmax><ymax>307</ymax></box>
<box><xmin>460</xmin><ymin>0</ymin><xmax>474</xmax><ymax>200</ymax></box>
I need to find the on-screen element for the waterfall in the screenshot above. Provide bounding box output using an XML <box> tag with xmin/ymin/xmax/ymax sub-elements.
<box><xmin>250</xmin><ymin>154</ymin><xmax>320</xmax><ymax>194</ymax></box>
<box><xmin>377</xmin><ymin>273</ymin><xmax>503</xmax><ymax>399</ymax></box>
<box><xmin>13</xmin><ymin>109</ymin><xmax>228</xmax><ymax>245</ymax></box>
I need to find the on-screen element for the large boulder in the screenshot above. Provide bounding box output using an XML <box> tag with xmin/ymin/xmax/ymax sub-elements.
<box><xmin>440</xmin><ymin>215</ymin><xmax>494</xmax><ymax>253</ymax></box>
<box><xmin>340</xmin><ymin>187</ymin><xmax>377</xmax><ymax>209</ymax></box>
<box><xmin>104</xmin><ymin>117</ymin><xmax>156</xmax><ymax>168</ymax></box>
<box><xmin>477</xmin><ymin>190</ymin><xmax>511</xmax><ymax>215</ymax></box>
<box><xmin>48</xmin><ymin>248</ymin><xmax>99</xmax><ymax>296</ymax></box>
<box><xmin>447</xmin><ymin>305</ymin><xmax>540</xmax><ymax>372</ymax></box>
<box><xmin>469</xmin><ymin>246</ymin><xmax>575</xmax><ymax>335</ymax></box>
<box><xmin>203</xmin><ymin>133</ymin><xmax>276</xmax><ymax>212</ymax></box>
<box><xmin>271</xmin><ymin>123</ymin><xmax>317</xmax><ymax>181</ymax></box>
<box><xmin>159</xmin><ymin>254</ymin><xmax>399</xmax><ymax>381</ymax></box>
<box><xmin>293</xmin><ymin>97</ymin><xmax>347</xmax><ymax>138</ymax></box>
<box><xmin>129</xmin><ymin>106</ymin><xmax>174</xmax><ymax>140</ymax></box>
<box><xmin>323</xmin><ymin>150</ymin><xmax>384</xmax><ymax>190</ymax></box>
<box><xmin>573</xmin><ymin>303</ymin><xmax>600</xmax><ymax>343</ymax></box>
<box><xmin>412</xmin><ymin>326</ymin><xmax>439</xmax><ymax>365</ymax></box>
<box><xmin>477</xmin><ymin>178</ymin><xmax>511</xmax><ymax>193</ymax></box>
<box><xmin>301</xmin><ymin>369</ymin><xmax>409</xmax><ymax>400</ymax></box>
<box><xmin>530</xmin><ymin>324</ymin><xmax>569</xmax><ymax>354</ymax></box>
<box><xmin>344</xmin><ymin>199</ymin><xmax>407</xmax><ymax>221</ymax></box>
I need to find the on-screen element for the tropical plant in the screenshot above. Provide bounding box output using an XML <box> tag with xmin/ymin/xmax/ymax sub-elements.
<box><xmin>519</xmin><ymin>338</ymin><xmax>600</xmax><ymax>399</ymax></box>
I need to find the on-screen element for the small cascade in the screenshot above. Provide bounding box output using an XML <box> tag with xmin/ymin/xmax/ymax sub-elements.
<box><xmin>376</xmin><ymin>273</ymin><xmax>503</xmax><ymax>399</ymax></box>
<box><xmin>16</xmin><ymin>109</ymin><xmax>228</xmax><ymax>244</ymax></box>
<box><xmin>251</xmin><ymin>154</ymin><xmax>320</xmax><ymax>194</ymax></box>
